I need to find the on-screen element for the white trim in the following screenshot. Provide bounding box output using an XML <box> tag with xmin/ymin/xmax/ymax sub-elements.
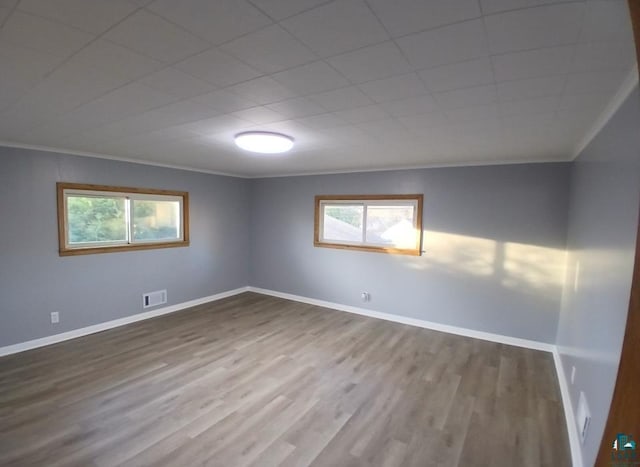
<box><xmin>0</xmin><ymin>287</ymin><xmax>249</xmax><ymax>357</ymax></box>
<box><xmin>0</xmin><ymin>284</ymin><xmax>580</xmax><ymax>467</ymax></box>
<box><xmin>0</xmin><ymin>141</ymin><xmax>247</xmax><ymax>179</ymax></box>
<box><xmin>247</xmin><ymin>287</ymin><xmax>555</xmax><ymax>352</ymax></box>
<box><xmin>7</xmin><ymin>67</ymin><xmax>637</xmax><ymax>178</ymax></box>
<box><xmin>0</xmin><ymin>141</ymin><xmax>568</xmax><ymax>180</ymax></box>
<box><xmin>553</xmin><ymin>348</ymin><xmax>584</xmax><ymax>467</ymax></box>
<box><xmin>571</xmin><ymin>66</ymin><xmax>639</xmax><ymax>159</ymax></box>
<box><xmin>248</xmin><ymin>158</ymin><xmax>569</xmax><ymax>179</ymax></box>
<box><xmin>249</xmin><ymin>286</ymin><xmax>583</xmax><ymax>465</ymax></box>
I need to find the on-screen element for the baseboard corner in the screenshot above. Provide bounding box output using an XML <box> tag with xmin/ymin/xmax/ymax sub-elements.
<box><xmin>552</xmin><ymin>347</ymin><xmax>584</xmax><ymax>467</ymax></box>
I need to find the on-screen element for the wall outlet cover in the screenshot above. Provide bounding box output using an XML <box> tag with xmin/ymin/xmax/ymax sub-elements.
<box><xmin>576</xmin><ymin>391</ymin><xmax>591</xmax><ymax>444</ymax></box>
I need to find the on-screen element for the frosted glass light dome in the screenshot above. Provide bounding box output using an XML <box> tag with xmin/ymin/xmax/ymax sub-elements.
<box><xmin>234</xmin><ymin>131</ymin><xmax>294</xmax><ymax>154</ymax></box>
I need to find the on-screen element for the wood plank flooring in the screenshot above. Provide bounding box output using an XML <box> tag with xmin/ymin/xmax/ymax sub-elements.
<box><xmin>0</xmin><ymin>292</ymin><xmax>571</xmax><ymax>466</ymax></box>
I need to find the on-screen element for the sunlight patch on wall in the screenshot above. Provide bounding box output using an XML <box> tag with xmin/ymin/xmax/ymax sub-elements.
<box><xmin>423</xmin><ymin>230</ymin><xmax>495</xmax><ymax>276</ymax></box>
<box><xmin>411</xmin><ymin>231</ymin><xmax>567</xmax><ymax>295</ymax></box>
<box><xmin>502</xmin><ymin>241</ymin><xmax>566</xmax><ymax>292</ymax></box>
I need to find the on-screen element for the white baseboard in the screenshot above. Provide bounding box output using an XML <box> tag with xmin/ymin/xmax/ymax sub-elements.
<box><xmin>0</xmin><ymin>284</ymin><xmax>580</xmax><ymax>467</ymax></box>
<box><xmin>249</xmin><ymin>286</ymin><xmax>584</xmax><ymax>465</ymax></box>
<box><xmin>0</xmin><ymin>286</ymin><xmax>249</xmax><ymax>357</ymax></box>
<box><xmin>247</xmin><ymin>287</ymin><xmax>554</xmax><ymax>352</ymax></box>
<box><xmin>553</xmin><ymin>348</ymin><xmax>584</xmax><ymax>467</ymax></box>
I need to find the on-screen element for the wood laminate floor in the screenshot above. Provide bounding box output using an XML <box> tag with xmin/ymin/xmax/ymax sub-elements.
<box><xmin>0</xmin><ymin>292</ymin><xmax>571</xmax><ymax>466</ymax></box>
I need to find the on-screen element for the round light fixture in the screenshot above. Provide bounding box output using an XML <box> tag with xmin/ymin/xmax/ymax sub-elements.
<box><xmin>234</xmin><ymin>131</ymin><xmax>294</xmax><ymax>154</ymax></box>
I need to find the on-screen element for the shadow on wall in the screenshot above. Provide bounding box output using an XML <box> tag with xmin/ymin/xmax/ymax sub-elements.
<box><xmin>390</xmin><ymin>228</ymin><xmax>567</xmax><ymax>306</ymax></box>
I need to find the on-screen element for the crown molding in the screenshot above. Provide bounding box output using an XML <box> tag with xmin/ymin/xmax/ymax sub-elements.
<box><xmin>571</xmin><ymin>66</ymin><xmax>639</xmax><ymax>159</ymax></box>
<box><xmin>0</xmin><ymin>141</ymin><xmax>248</xmax><ymax>178</ymax></box>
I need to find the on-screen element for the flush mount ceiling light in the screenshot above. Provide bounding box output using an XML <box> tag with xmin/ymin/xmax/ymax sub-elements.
<box><xmin>234</xmin><ymin>131</ymin><xmax>294</xmax><ymax>154</ymax></box>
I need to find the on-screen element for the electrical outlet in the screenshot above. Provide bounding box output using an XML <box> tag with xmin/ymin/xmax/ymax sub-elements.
<box><xmin>361</xmin><ymin>292</ymin><xmax>370</xmax><ymax>302</ymax></box>
<box><xmin>50</xmin><ymin>312</ymin><xmax>60</xmax><ymax>324</ymax></box>
<box><xmin>577</xmin><ymin>392</ymin><xmax>591</xmax><ymax>444</ymax></box>
<box><xmin>571</xmin><ymin>366</ymin><xmax>576</xmax><ymax>385</ymax></box>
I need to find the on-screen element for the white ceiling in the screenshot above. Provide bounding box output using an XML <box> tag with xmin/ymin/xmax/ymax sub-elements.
<box><xmin>0</xmin><ymin>0</ymin><xmax>636</xmax><ymax>177</ymax></box>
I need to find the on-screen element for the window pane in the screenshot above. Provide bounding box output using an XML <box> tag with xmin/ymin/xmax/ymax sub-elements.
<box><xmin>132</xmin><ymin>199</ymin><xmax>181</xmax><ymax>242</ymax></box>
<box><xmin>365</xmin><ymin>205</ymin><xmax>416</xmax><ymax>248</ymax></box>
<box><xmin>67</xmin><ymin>195</ymin><xmax>127</xmax><ymax>244</ymax></box>
<box><xmin>323</xmin><ymin>204</ymin><xmax>364</xmax><ymax>242</ymax></box>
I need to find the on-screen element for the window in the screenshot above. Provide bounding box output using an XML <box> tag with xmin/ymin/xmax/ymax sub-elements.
<box><xmin>314</xmin><ymin>194</ymin><xmax>423</xmax><ymax>255</ymax></box>
<box><xmin>57</xmin><ymin>183</ymin><xmax>189</xmax><ymax>256</ymax></box>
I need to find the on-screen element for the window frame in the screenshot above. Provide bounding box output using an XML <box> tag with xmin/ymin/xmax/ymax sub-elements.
<box><xmin>57</xmin><ymin>182</ymin><xmax>190</xmax><ymax>256</ymax></box>
<box><xmin>314</xmin><ymin>194</ymin><xmax>423</xmax><ymax>256</ymax></box>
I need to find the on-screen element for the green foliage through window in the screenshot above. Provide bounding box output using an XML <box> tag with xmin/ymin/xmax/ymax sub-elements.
<box><xmin>60</xmin><ymin>185</ymin><xmax>186</xmax><ymax>253</ymax></box>
<box><xmin>132</xmin><ymin>200</ymin><xmax>180</xmax><ymax>241</ymax></box>
<box><xmin>67</xmin><ymin>196</ymin><xmax>127</xmax><ymax>244</ymax></box>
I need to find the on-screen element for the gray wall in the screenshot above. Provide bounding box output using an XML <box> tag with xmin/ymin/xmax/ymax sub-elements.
<box><xmin>0</xmin><ymin>147</ymin><xmax>250</xmax><ymax>347</ymax></box>
<box><xmin>1</xmin><ymin>89</ymin><xmax>637</xmax><ymax>466</ymax></box>
<box><xmin>250</xmin><ymin>163</ymin><xmax>571</xmax><ymax>343</ymax></box>
<box><xmin>556</xmin><ymin>87</ymin><xmax>640</xmax><ymax>466</ymax></box>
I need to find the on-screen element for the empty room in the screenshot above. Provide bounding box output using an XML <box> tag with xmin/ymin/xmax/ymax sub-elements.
<box><xmin>1</xmin><ymin>1</ymin><xmax>639</xmax><ymax>466</ymax></box>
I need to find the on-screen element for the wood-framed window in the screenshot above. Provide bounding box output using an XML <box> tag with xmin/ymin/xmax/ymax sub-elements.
<box><xmin>314</xmin><ymin>194</ymin><xmax>423</xmax><ymax>256</ymax></box>
<box><xmin>57</xmin><ymin>182</ymin><xmax>189</xmax><ymax>256</ymax></box>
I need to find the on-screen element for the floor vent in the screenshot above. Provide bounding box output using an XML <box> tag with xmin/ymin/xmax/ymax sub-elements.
<box><xmin>143</xmin><ymin>290</ymin><xmax>167</xmax><ymax>309</ymax></box>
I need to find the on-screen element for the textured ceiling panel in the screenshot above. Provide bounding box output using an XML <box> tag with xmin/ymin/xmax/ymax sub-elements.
<box><xmin>0</xmin><ymin>0</ymin><xmax>636</xmax><ymax>176</ymax></box>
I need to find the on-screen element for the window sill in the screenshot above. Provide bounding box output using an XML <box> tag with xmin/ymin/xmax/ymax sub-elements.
<box><xmin>313</xmin><ymin>241</ymin><xmax>421</xmax><ymax>256</ymax></box>
<box><xmin>59</xmin><ymin>241</ymin><xmax>190</xmax><ymax>257</ymax></box>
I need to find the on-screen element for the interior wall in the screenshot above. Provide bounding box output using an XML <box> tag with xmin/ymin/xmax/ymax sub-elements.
<box><xmin>556</xmin><ymin>86</ymin><xmax>640</xmax><ymax>466</ymax></box>
<box><xmin>0</xmin><ymin>146</ymin><xmax>250</xmax><ymax>347</ymax></box>
<box><xmin>250</xmin><ymin>162</ymin><xmax>571</xmax><ymax>343</ymax></box>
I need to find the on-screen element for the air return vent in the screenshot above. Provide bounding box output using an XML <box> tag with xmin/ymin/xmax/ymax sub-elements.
<box><xmin>143</xmin><ymin>290</ymin><xmax>167</xmax><ymax>309</ymax></box>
